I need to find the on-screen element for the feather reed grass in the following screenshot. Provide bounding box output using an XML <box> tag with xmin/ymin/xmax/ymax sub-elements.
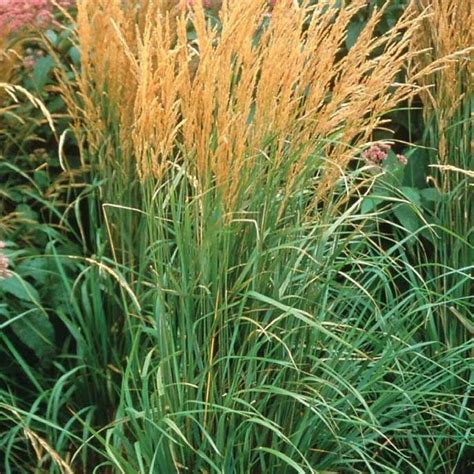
<box><xmin>1</xmin><ymin>1</ymin><xmax>462</xmax><ymax>472</ymax></box>
<box><xmin>412</xmin><ymin>0</ymin><xmax>473</xmax><ymax>164</ymax></box>
<box><xmin>410</xmin><ymin>0</ymin><xmax>473</xmax><ymax>345</ymax></box>
<box><xmin>65</xmin><ymin>0</ymin><xmax>429</xmax><ymax>207</ymax></box>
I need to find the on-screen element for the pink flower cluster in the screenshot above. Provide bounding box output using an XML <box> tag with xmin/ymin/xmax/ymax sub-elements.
<box><xmin>0</xmin><ymin>241</ymin><xmax>11</xmax><ymax>279</ymax></box>
<box><xmin>0</xmin><ymin>0</ymin><xmax>74</xmax><ymax>35</ymax></box>
<box><xmin>22</xmin><ymin>46</ymin><xmax>44</xmax><ymax>69</ymax></box>
<box><xmin>362</xmin><ymin>143</ymin><xmax>408</xmax><ymax>166</ymax></box>
<box><xmin>362</xmin><ymin>143</ymin><xmax>391</xmax><ymax>165</ymax></box>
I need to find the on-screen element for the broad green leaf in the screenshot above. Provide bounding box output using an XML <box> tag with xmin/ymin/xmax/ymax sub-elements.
<box><xmin>0</xmin><ymin>274</ymin><xmax>40</xmax><ymax>302</ymax></box>
<box><xmin>16</xmin><ymin>203</ymin><xmax>38</xmax><ymax>221</ymax></box>
<box><xmin>400</xmin><ymin>186</ymin><xmax>422</xmax><ymax>207</ymax></box>
<box><xmin>45</xmin><ymin>29</ymin><xmax>58</xmax><ymax>46</ymax></box>
<box><xmin>403</xmin><ymin>148</ymin><xmax>429</xmax><ymax>188</ymax></box>
<box><xmin>16</xmin><ymin>259</ymin><xmax>49</xmax><ymax>285</ymax></box>
<box><xmin>33</xmin><ymin>170</ymin><xmax>50</xmax><ymax>190</ymax></box>
<box><xmin>361</xmin><ymin>188</ymin><xmax>392</xmax><ymax>213</ymax></box>
<box><xmin>33</xmin><ymin>56</ymin><xmax>56</xmax><ymax>90</ymax></box>
<box><xmin>420</xmin><ymin>187</ymin><xmax>442</xmax><ymax>202</ymax></box>
<box><xmin>10</xmin><ymin>309</ymin><xmax>55</xmax><ymax>360</ymax></box>
<box><xmin>346</xmin><ymin>21</ymin><xmax>365</xmax><ymax>49</ymax></box>
<box><xmin>394</xmin><ymin>203</ymin><xmax>421</xmax><ymax>233</ymax></box>
<box><xmin>68</xmin><ymin>46</ymin><xmax>81</xmax><ymax>66</ymax></box>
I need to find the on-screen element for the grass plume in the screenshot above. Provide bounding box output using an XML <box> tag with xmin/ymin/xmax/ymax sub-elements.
<box><xmin>67</xmin><ymin>0</ymin><xmax>427</xmax><ymax>205</ymax></box>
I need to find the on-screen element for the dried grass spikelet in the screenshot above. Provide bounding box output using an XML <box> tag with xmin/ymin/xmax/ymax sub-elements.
<box><xmin>23</xmin><ymin>426</ymin><xmax>74</xmax><ymax>474</ymax></box>
<box><xmin>0</xmin><ymin>404</ymin><xmax>73</xmax><ymax>474</ymax></box>
<box><xmin>70</xmin><ymin>0</ymin><xmax>427</xmax><ymax>207</ymax></box>
<box><xmin>0</xmin><ymin>37</ymin><xmax>20</xmax><ymax>102</ymax></box>
<box><xmin>410</xmin><ymin>0</ymin><xmax>473</xmax><ymax>165</ymax></box>
<box><xmin>0</xmin><ymin>82</ymin><xmax>55</xmax><ymax>132</ymax></box>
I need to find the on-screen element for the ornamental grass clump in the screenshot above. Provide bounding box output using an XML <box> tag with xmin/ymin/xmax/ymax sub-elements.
<box><xmin>31</xmin><ymin>0</ymin><xmax>471</xmax><ymax>472</ymax></box>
